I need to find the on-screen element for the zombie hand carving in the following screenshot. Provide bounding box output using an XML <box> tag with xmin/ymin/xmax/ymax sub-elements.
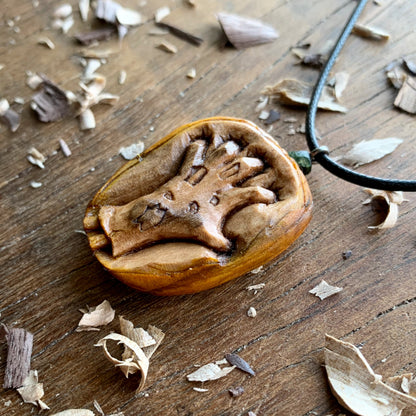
<box><xmin>99</xmin><ymin>137</ymin><xmax>276</xmax><ymax>257</ymax></box>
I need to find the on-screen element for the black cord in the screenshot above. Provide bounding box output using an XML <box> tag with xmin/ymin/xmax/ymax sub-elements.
<box><xmin>305</xmin><ymin>0</ymin><xmax>416</xmax><ymax>191</ymax></box>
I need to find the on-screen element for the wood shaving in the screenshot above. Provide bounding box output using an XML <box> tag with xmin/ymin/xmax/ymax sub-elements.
<box><xmin>353</xmin><ymin>23</ymin><xmax>390</xmax><ymax>41</ymax></box>
<box><xmin>362</xmin><ymin>189</ymin><xmax>405</xmax><ymax>230</ymax></box>
<box><xmin>116</xmin><ymin>7</ymin><xmax>143</xmax><ymax>26</ymax></box>
<box><xmin>247</xmin><ymin>306</ymin><xmax>257</xmax><ymax>318</ymax></box>
<box><xmin>77</xmin><ymin>300</ymin><xmax>115</xmax><ymax>330</ymax></box>
<box><xmin>394</xmin><ymin>77</ymin><xmax>416</xmax><ymax>113</ymax></box>
<box><xmin>309</xmin><ymin>280</ymin><xmax>343</xmax><ymax>300</ymax></box>
<box><xmin>292</xmin><ymin>48</ymin><xmax>326</xmax><ymax>69</ymax></box>
<box><xmin>217</xmin><ymin>12</ymin><xmax>278</xmax><ymax>49</ymax></box>
<box><xmin>246</xmin><ymin>283</ymin><xmax>265</xmax><ymax>292</ymax></box>
<box><xmin>119</xmin><ymin>142</ymin><xmax>144</xmax><ymax>160</ymax></box>
<box><xmin>333</xmin><ymin>71</ymin><xmax>350</xmax><ymax>101</ymax></box>
<box><xmin>262</xmin><ymin>79</ymin><xmax>347</xmax><ymax>113</ymax></box>
<box><xmin>258</xmin><ymin>110</ymin><xmax>269</xmax><ymax>120</ymax></box>
<box><xmin>225</xmin><ymin>353</ymin><xmax>255</xmax><ymax>376</ymax></box>
<box><xmin>16</xmin><ymin>370</ymin><xmax>49</xmax><ymax>410</ymax></box>
<box><xmin>118</xmin><ymin>70</ymin><xmax>127</xmax><ymax>84</ymax></box>
<box><xmin>337</xmin><ymin>138</ymin><xmax>403</xmax><ymax>167</ymax></box>
<box><xmin>228</xmin><ymin>386</ymin><xmax>244</xmax><ymax>397</ymax></box>
<box><xmin>51</xmin><ymin>411</ymin><xmax>95</xmax><ymax>416</ymax></box>
<box><xmin>387</xmin><ymin>65</ymin><xmax>408</xmax><ymax>89</ymax></box>
<box><xmin>157</xmin><ymin>40</ymin><xmax>178</xmax><ymax>54</ymax></box>
<box><xmin>26</xmin><ymin>73</ymin><xmax>43</xmax><ymax>90</ymax></box>
<box><xmin>119</xmin><ymin>316</ymin><xmax>156</xmax><ymax>349</ymax></box>
<box><xmin>37</xmin><ymin>37</ymin><xmax>55</xmax><ymax>49</ymax></box>
<box><xmin>154</xmin><ymin>6</ymin><xmax>170</xmax><ymax>23</ymax></box>
<box><xmin>255</xmin><ymin>96</ymin><xmax>268</xmax><ymax>112</ymax></box>
<box><xmin>79</xmin><ymin>108</ymin><xmax>96</xmax><ymax>130</ymax></box>
<box><xmin>3</xmin><ymin>326</ymin><xmax>33</xmax><ymax>389</ymax></box>
<box><xmin>325</xmin><ymin>334</ymin><xmax>416</xmax><ymax>416</ymax></box>
<box><xmin>156</xmin><ymin>22</ymin><xmax>203</xmax><ymax>46</ymax></box>
<box><xmin>95</xmin><ymin>333</ymin><xmax>149</xmax><ymax>392</ymax></box>
<box><xmin>95</xmin><ymin>0</ymin><xmax>120</xmax><ymax>24</ymax></box>
<box><xmin>78</xmin><ymin>74</ymin><xmax>119</xmax><ymax>112</ymax></box>
<box><xmin>54</xmin><ymin>3</ymin><xmax>73</xmax><ymax>18</ymax></box>
<box><xmin>264</xmin><ymin>109</ymin><xmax>280</xmax><ymax>124</ymax></box>
<box><xmin>31</xmin><ymin>78</ymin><xmax>70</xmax><ymax>122</ymax></box>
<box><xmin>83</xmin><ymin>59</ymin><xmax>102</xmax><ymax>80</ymax></box>
<box><xmin>250</xmin><ymin>266</ymin><xmax>264</xmax><ymax>274</ymax></box>
<box><xmin>193</xmin><ymin>387</ymin><xmax>209</xmax><ymax>392</ymax></box>
<box><xmin>30</xmin><ymin>181</ymin><xmax>43</xmax><ymax>188</ymax></box>
<box><xmin>60</xmin><ymin>16</ymin><xmax>75</xmax><ymax>34</ymax></box>
<box><xmin>59</xmin><ymin>138</ymin><xmax>72</xmax><ymax>157</ymax></box>
<box><xmin>0</xmin><ymin>99</ymin><xmax>20</xmax><ymax>132</ymax></box>
<box><xmin>27</xmin><ymin>147</ymin><xmax>46</xmax><ymax>169</ymax></box>
<box><xmin>186</xmin><ymin>363</ymin><xmax>235</xmax><ymax>382</ymax></box>
<box><xmin>79</xmin><ymin>0</ymin><xmax>90</xmax><ymax>21</ymax></box>
<box><xmin>186</xmin><ymin>68</ymin><xmax>196</xmax><ymax>79</ymax></box>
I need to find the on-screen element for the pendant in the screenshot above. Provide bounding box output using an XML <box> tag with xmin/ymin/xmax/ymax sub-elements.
<box><xmin>83</xmin><ymin>117</ymin><xmax>312</xmax><ymax>295</ymax></box>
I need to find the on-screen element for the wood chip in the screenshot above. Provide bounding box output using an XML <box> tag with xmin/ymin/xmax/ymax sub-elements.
<box><xmin>95</xmin><ymin>333</ymin><xmax>149</xmax><ymax>392</ymax></box>
<box><xmin>116</xmin><ymin>7</ymin><xmax>142</xmax><ymax>26</ymax></box>
<box><xmin>154</xmin><ymin>6</ymin><xmax>170</xmax><ymax>23</ymax></box>
<box><xmin>186</xmin><ymin>363</ymin><xmax>235</xmax><ymax>382</ymax></box>
<box><xmin>353</xmin><ymin>23</ymin><xmax>390</xmax><ymax>41</ymax></box>
<box><xmin>157</xmin><ymin>40</ymin><xmax>178</xmax><ymax>54</ymax></box>
<box><xmin>387</xmin><ymin>65</ymin><xmax>408</xmax><ymax>89</ymax></box>
<box><xmin>228</xmin><ymin>386</ymin><xmax>244</xmax><ymax>397</ymax></box>
<box><xmin>79</xmin><ymin>0</ymin><xmax>90</xmax><ymax>21</ymax></box>
<box><xmin>27</xmin><ymin>147</ymin><xmax>46</xmax><ymax>169</ymax></box>
<box><xmin>247</xmin><ymin>306</ymin><xmax>257</xmax><ymax>317</ymax></box>
<box><xmin>77</xmin><ymin>300</ymin><xmax>115</xmax><ymax>330</ymax></box>
<box><xmin>394</xmin><ymin>77</ymin><xmax>416</xmax><ymax>113</ymax></box>
<box><xmin>156</xmin><ymin>22</ymin><xmax>203</xmax><ymax>46</ymax></box>
<box><xmin>17</xmin><ymin>370</ymin><xmax>49</xmax><ymax>409</ymax></box>
<box><xmin>54</xmin><ymin>3</ymin><xmax>73</xmax><ymax>18</ymax></box>
<box><xmin>362</xmin><ymin>189</ymin><xmax>405</xmax><ymax>230</ymax></box>
<box><xmin>118</xmin><ymin>69</ymin><xmax>127</xmax><ymax>84</ymax></box>
<box><xmin>0</xmin><ymin>101</ymin><xmax>20</xmax><ymax>132</ymax></box>
<box><xmin>59</xmin><ymin>138</ymin><xmax>72</xmax><ymax>157</ymax></box>
<box><xmin>26</xmin><ymin>73</ymin><xmax>43</xmax><ymax>90</ymax></box>
<box><xmin>193</xmin><ymin>387</ymin><xmax>209</xmax><ymax>392</ymax></box>
<box><xmin>325</xmin><ymin>334</ymin><xmax>416</xmax><ymax>416</ymax></box>
<box><xmin>333</xmin><ymin>71</ymin><xmax>350</xmax><ymax>101</ymax></box>
<box><xmin>37</xmin><ymin>37</ymin><xmax>55</xmax><ymax>49</ymax></box>
<box><xmin>3</xmin><ymin>326</ymin><xmax>33</xmax><ymax>389</ymax></box>
<box><xmin>79</xmin><ymin>108</ymin><xmax>96</xmax><ymax>130</ymax></box>
<box><xmin>264</xmin><ymin>109</ymin><xmax>280</xmax><ymax>124</ymax></box>
<box><xmin>95</xmin><ymin>0</ymin><xmax>120</xmax><ymax>24</ymax></box>
<box><xmin>119</xmin><ymin>142</ymin><xmax>144</xmax><ymax>160</ymax></box>
<box><xmin>225</xmin><ymin>353</ymin><xmax>255</xmax><ymax>376</ymax></box>
<box><xmin>262</xmin><ymin>79</ymin><xmax>347</xmax><ymax>113</ymax></box>
<box><xmin>217</xmin><ymin>12</ymin><xmax>278</xmax><ymax>49</ymax></box>
<box><xmin>258</xmin><ymin>110</ymin><xmax>269</xmax><ymax>120</ymax></box>
<box><xmin>74</xmin><ymin>28</ymin><xmax>116</xmax><ymax>45</ymax></box>
<box><xmin>31</xmin><ymin>78</ymin><xmax>70</xmax><ymax>122</ymax></box>
<box><xmin>309</xmin><ymin>280</ymin><xmax>343</xmax><ymax>300</ymax></box>
<box><xmin>337</xmin><ymin>138</ymin><xmax>403</xmax><ymax>167</ymax></box>
<box><xmin>255</xmin><ymin>96</ymin><xmax>268</xmax><ymax>112</ymax></box>
<box><xmin>30</xmin><ymin>181</ymin><xmax>42</xmax><ymax>188</ymax></box>
<box><xmin>186</xmin><ymin>68</ymin><xmax>196</xmax><ymax>79</ymax></box>
<box><xmin>292</xmin><ymin>48</ymin><xmax>326</xmax><ymax>69</ymax></box>
<box><xmin>246</xmin><ymin>283</ymin><xmax>265</xmax><ymax>292</ymax></box>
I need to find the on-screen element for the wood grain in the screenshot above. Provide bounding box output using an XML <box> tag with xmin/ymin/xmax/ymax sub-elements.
<box><xmin>1</xmin><ymin>0</ymin><xmax>416</xmax><ymax>415</ymax></box>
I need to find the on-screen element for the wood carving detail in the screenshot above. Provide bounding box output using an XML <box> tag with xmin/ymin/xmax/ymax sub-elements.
<box><xmin>98</xmin><ymin>137</ymin><xmax>276</xmax><ymax>257</ymax></box>
<box><xmin>84</xmin><ymin>117</ymin><xmax>312</xmax><ymax>295</ymax></box>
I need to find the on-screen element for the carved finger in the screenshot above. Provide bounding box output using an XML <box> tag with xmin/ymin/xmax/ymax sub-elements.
<box><xmin>219</xmin><ymin>157</ymin><xmax>264</xmax><ymax>184</ymax></box>
<box><xmin>206</xmin><ymin>133</ymin><xmax>225</xmax><ymax>155</ymax></box>
<box><xmin>242</xmin><ymin>168</ymin><xmax>277</xmax><ymax>189</ymax></box>
<box><xmin>206</xmin><ymin>140</ymin><xmax>240</xmax><ymax>166</ymax></box>
<box><xmin>179</xmin><ymin>140</ymin><xmax>207</xmax><ymax>176</ymax></box>
<box><xmin>219</xmin><ymin>186</ymin><xmax>276</xmax><ymax>213</ymax></box>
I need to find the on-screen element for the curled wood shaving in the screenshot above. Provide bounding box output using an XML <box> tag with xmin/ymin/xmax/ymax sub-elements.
<box><xmin>119</xmin><ymin>142</ymin><xmax>144</xmax><ymax>160</ymax></box>
<box><xmin>309</xmin><ymin>280</ymin><xmax>342</xmax><ymax>300</ymax></box>
<box><xmin>186</xmin><ymin>363</ymin><xmax>235</xmax><ymax>382</ymax></box>
<box><xmin>255</xmin><ymin>96</ymin><xmax>268</xmax><ymax>112</ymax></box>
<box><xmin>353</xmin><ymin>23</ymin><xmax>390</xmax><ymax>41</ymax></box>
<box><xmin>394</xmin><ymin>77</ymin><xmax>416</xmax><ymax>114</ymax></box>
<box><xmin>217</xmin><ymin>12</ymin><xmax>278</xmax><ymax>49</ymax></box>
<box><xmin>95</xmin><ymin>333</ymin><xmax>149</xmax><ymax>392</ymax></box>
<box><xmin>16</xmin><ymin>370</ymin><xmax>49</xmax><ymax>410</ymax></box>
<box><xmin>262</xmin><ymin>79</ymin><xmax>347</xmax><ymax>112</ymax></box>
<box><xmin>77</xmin><ymin>300</ymin><xmax>115</xmax><ymax>330</ymax></box>
<box><xmin>37</xmin><ymin>37</ymin><xmax>55</xmax><ymax>49</ymax></box>
<box><xmin>79</xmin><ymin>108</ymin><xmax>96</xmax><ymax>130</ymax></box>
<box><xmin>362</xmin><ymin>189</ymin><xmax>405</xmax><ymax>230</ymax></box>
<box><xmin>325</xmin><ymin>334</ymin><xmax>416</xmax><ymax>416</ymax></box>
<box><xmin>336</xmin><ymin>138</ymin><xmax>403</xmax><ymax>167</ymax></box>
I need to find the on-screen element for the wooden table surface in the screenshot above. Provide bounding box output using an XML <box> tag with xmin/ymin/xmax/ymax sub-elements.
<box><xmin>1</xmin><ymin>0</ymin><xmax>416</xmax><ymax>415</ymax></box>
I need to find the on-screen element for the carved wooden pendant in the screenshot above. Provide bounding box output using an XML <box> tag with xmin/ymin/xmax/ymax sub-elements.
<box><xmin>84</xmin><ymin>117</ymin><xmax>312</xmax><ymax>295</ymax></box>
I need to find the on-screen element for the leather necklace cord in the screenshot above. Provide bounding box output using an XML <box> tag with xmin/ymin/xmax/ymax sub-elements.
<box><xmin>305</xmin><ymin>0</ymin><xmax>416</xmax><ymax>191</ymax></box>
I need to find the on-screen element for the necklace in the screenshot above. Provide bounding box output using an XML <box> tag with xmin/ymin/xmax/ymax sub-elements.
<box><xmin>306</xmin><ymin>0</ymin><xmax>416</xmax><ymax>191</ymax></box>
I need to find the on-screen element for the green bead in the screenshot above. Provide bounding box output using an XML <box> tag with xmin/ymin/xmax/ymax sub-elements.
<box><xmin>288</xmin><ymin>150</ymin><xmax>312</xmax><ymax>175</ymax></box>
